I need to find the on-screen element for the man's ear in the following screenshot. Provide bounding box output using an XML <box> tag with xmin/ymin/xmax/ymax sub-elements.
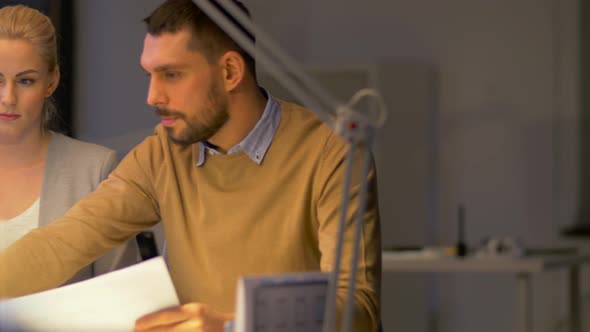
<box><xmin>46</xmin><ymin>66</ymin><xmax>60</xmax><ymax>97</ymax></box>
<box><xmin>219</xmin><ymin>51</ymin><xmax>245</xmax><ymax>92</ymax></box>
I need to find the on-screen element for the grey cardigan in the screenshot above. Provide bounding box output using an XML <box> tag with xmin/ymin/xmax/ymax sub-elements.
<box><xmin>39</xmin><ymin>132</ymin><xmax>137</xmax><ymax>284</ymax></box>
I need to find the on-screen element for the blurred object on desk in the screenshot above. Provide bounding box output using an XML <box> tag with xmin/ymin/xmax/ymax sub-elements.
<box><xmin>474</xmin><ymin>236</ymin><xmax>525</xmax><ymax>258</ymax></box>
<box><xmin>383</xmin><ymin>246</ymin><xmax>456</xmax><ymax>260</ymax></box>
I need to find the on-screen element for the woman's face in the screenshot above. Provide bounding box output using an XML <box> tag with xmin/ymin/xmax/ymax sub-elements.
<box><xmin>0</xmin><ymin>38</ymin><xmax>58</xmax><ymax>142</ymax></box>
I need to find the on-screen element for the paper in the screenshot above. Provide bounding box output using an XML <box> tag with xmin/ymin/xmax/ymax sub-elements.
<box><xmin>0</xmin><ymin>256</ymin><xmax>179</xmax><ymax>332</ymax></box>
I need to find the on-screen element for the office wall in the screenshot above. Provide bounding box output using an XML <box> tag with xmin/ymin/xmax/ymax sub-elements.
<box><xmin>73</xmin><ymin>1</ymin><xmax>587</xmax><ymax>331</ymax></box>
<box><xmin>74</xmin><ymin>0</ymin><xmax>162</xmax><ymax>152</ymax></box>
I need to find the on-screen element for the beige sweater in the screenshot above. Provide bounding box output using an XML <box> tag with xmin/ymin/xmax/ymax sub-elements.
<box><xmin>0</xmin><ymin>100</ymin><xmax>381</xmax><ymax>331</ymax></box>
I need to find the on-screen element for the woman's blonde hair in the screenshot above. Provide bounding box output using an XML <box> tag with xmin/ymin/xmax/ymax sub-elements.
<box><xmin>0</xmin><ymin>5</ymin><xmax>60</xmax><ymax>132</ymax></box>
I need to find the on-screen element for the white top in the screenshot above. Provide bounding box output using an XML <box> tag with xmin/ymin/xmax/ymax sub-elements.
<box><xmin>0</xmin><ymin>198</ymin><xmax>40</xmax><ymax>251</ymax></box>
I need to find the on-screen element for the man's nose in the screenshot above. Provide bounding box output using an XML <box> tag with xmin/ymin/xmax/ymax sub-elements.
<box><xmin>146</xmin><ymin>79</ymin><xmax>167</xmax><ymax>107</ymax></box>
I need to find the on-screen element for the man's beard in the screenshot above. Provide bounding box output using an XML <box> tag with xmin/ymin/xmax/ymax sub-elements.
<box><xmin>156</xmin><ymin>83</ymin><xmax>229</xmax><ymax>146</ymax></box>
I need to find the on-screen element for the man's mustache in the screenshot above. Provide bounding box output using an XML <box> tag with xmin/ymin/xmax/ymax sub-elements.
<box><xmin>155</xmin><ymin>108</ymin><xmax>184</xmax><ymax>119</ymax></box>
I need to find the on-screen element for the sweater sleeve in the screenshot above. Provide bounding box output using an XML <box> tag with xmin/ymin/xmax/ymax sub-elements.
<box><xmin>315</xmin><ymin>132</ymin><xmax>382</xmax><ymax>332</ymax></box>
<box><xmin>0</xmin><ymin>137</ymin><xmax>163</xmax><ymax>298</ymax></box>
<box><xmin>92</xmin><ymin>148</ymin><xmax>140</xmax><ymax>276</ymax></box>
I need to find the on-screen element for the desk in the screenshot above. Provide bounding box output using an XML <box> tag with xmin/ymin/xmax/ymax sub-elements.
<box><xmin>382</xmin><ymin>252</ymin><xmax>590</xmax><ymax>332</ymax></box>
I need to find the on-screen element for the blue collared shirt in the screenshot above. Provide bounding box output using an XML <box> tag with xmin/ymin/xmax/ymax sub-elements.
<box><xmin>195</xmin><ymin>90</ymin><xmax>281</xmax><ymax>167</ymax></box>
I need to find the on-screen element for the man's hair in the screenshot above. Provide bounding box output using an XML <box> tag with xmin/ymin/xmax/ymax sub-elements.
<box><xmin>144</xmin><ymin>0</ymin><xmax>256</xmax><ymax>80</ymax></box>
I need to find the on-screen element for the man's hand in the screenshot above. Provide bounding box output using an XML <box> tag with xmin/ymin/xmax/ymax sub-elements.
<box><xmin>134</xmin><ymin>303</ymin><xmax>234</xmax><ymax>332</ymax></box>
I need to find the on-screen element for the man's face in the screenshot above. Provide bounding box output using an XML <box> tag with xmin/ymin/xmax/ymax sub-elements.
<box><xmin>140</xmin><ymin>28</ymin><xmax>229</xmax><ymax>145</ymax></box>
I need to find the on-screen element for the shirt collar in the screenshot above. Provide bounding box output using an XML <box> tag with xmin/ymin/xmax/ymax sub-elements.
<box><xmin>196</xmin><ymin>89</ymin><xmax>280</xmax><ymax>167</ymax></box>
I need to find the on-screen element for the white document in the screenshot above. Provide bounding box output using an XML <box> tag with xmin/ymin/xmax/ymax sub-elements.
<box><xmin>0</xmin><ymin>256</ymin><xmax>179</xmax><ymax>332</ymax></box>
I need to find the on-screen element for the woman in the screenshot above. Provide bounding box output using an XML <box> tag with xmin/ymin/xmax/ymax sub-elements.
<box><xmin>0</xmin><ymin>5</ymin><xmax>135</xmax><ymax>283</ymax></box>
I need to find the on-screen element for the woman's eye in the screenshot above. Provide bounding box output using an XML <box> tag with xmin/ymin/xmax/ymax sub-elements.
<box><xmin>18</xmin><ymin>78</ymin><xmax>35</xmax><ymax>86</ymax></box>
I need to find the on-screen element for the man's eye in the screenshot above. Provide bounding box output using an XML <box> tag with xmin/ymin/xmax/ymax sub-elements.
<box><xmin>165</xmin><ymin>72</ymin><xmax>180</xmax><ymax>79</ymax></box>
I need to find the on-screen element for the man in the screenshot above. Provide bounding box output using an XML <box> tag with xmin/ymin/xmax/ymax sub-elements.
<box><xmin>0</xmin><ymin>0</ymin><xmax>381</xmax><ymax>331</ymax></box>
